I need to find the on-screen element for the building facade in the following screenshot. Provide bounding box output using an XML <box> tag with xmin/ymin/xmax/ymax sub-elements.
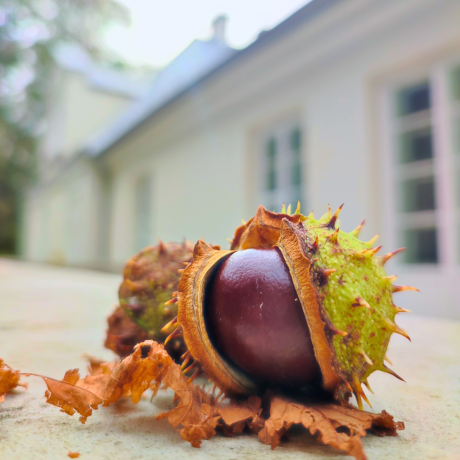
<box><xmin>21</xmin><ymin>0</ymin><xmax>460</xmax><ymax>319</ymax></box>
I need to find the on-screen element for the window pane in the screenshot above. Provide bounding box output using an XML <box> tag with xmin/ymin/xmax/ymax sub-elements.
<box><xmin>290</xmin><ymin>128</ymin><xmax>303</xmax><ymax>206</ymax></box>
<box><xmin>404</xmin><ymin>228</ymin><xmax>438</xmax><ymax>263</ymax></box>
<box><xmin>135</xmin><ymin>177</ymin><xmax>151</xmax><ymax>251</ymax></box>
<box><xmin>401</xmin><ymin>176</ymin><xmax>436</xmax><ymax>212</ymax></box>
<box><xmin>453</xmin><ymin>116</ymin><xmax>460</xmax><ymax>155</ymax></box>
<box><xmin>451</xmin><ymin>66</ymin><xmax>460</xmax><ymax>101</ymax></box>
<box><xmin>290</xmin><ymin>128</ymin><xmax>301</xmax><ymax>150</ymax></box>
<box><xmin>397</xmin><ymin>82</ymin><xmax>430</xmax><ymax>116</ymax></box>
<box><xmin>266</xmin><ymin>138</ymin><xmax>276</xmax><ymax>191</ymax></box>
<box><xmin>399</xmin><ymin>127</ymin><xmax>433</xmax><ymax>163</ymax></box>
<box><xmin>290</xmin><ymin>128</ymin><xmax>302</xmax><ymax>186</ymax></box>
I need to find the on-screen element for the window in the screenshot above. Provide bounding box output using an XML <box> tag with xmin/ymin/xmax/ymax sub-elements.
<box><xmin>450</xmin><ymin>65</ymin><xmax>460</xmax><ymax>261</ymax></box>
<box><xmin>261</xmin><ymin>123</ymin><xmax>303</xmax><ymax>212</ymax></box>
<box><xmin>394</xmin><ymin>81</ymin><xmax>438</xmax><ymax>263</ymax></box>
<box><xmin>385</xmin><ymin>61</ymin><xmax>460</xmax><ymax>270</ymax></box>
<box><xmin>451</xmin><ymin>65</ymin><xmax>460</xmax><ymax>102</ymax></box>
<box><xmin>399</xmin><ymin>127</ymin><xmax>433</xmax><ymax>163</ymax></box>
<box><xmin>290</xmin><ymin>128</ymin><xmax>302</xmax><ymax>205</ymax></box>
<box><xmin>404</xmin><ymin>228</ymin><xmax>438</xmax><ymax>264</ymax></box>
<box><xmin>135</xmin><ymin>176</ymin><xmax>152</xmax><ymax>251</ymax></box>
<box><xmin>397</xmin><ymin>82</ymin><xmax>431</xmax><ymax>115</ymax></box>
<box><xmin>401</xmin><ymin>177</ymin><xmax>436</xmax><ymax>212</ymax></box>
<box><xmin>266</xmin><ymin>138</ymin><xmax>277</xmax><ymax>192</ymax></box>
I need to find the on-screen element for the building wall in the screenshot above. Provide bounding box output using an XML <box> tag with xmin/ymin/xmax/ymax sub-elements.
<box><xmin>40</xmin><ymin>69</ymin><xmax>133</xmax><ymax>162</ymax></box>
<box><xmin>22</xmin><ymin>158</ymin><xmax>106</xmax><ymax>269</ymax></box>
<box><xmin>102</xmin><ymin>0</ymin><xmax>460</xmax><ymax>318</ymax></box>
<box><xmin>21</xmin><ymin>0</ymin><xmax>460</xmax><ymax>319</ymax></box>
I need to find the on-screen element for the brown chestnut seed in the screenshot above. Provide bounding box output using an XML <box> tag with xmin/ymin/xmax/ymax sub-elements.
<box><xmin>205</xmin><ymin>248</ymin><xmax>321</xmax><ymax>387</ymax></box>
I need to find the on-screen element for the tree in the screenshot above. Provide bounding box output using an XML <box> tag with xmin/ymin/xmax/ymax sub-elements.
<box><xmin>0</xmin><ymin>0</ymin><xmax>128</xmax><ymax>253</ymax></box>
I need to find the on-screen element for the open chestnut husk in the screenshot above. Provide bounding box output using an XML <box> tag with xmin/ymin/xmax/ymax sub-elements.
<box><xmin>105</xmin><ymin>240</ymin><xmax>193</xmax><ymax>360</ymax></box>
<box><xmin>168</xmin><ymin>204</ymin><xmax>417</xmax><ymax>409</ymax></box>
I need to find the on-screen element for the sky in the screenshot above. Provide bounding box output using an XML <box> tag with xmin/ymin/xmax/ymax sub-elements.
<box><xmin>103</xmin><ymin>0</ymin><xmax>311</xmax><ymax>68</ymax></box>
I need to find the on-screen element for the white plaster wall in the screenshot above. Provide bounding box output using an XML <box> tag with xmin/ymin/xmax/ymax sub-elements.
<box><xmin>104</xmin><ymin>0</ymin><xmax>460</xmax><ymax>318</ymax></box>
<box><xmin>23</xmin><ymin>159</ymin><xmax>104</xmax><ymax>268</ymax></box>
<box><xmin>41</xmin><ymin>70</ymin><xmax>133</xmax><ymax>161</ymax></box>
<box><xmin>21</xmin><ymin>0</ymin><xmax>460</xmax><ymax>318</ymax></box>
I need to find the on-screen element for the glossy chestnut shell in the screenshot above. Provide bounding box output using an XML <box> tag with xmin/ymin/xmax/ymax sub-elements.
<box><xmin>205</xmin><ymin>248</ymin><xmax>321</xmax><ymax>387</ymax></box>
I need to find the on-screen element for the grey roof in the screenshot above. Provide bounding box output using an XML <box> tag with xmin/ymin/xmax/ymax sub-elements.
<box><xmin>53</xmin><ymin>43</ymin><xmax>147</xmax><ymax>99</ymax></box>
<box><xmin>84</xmin><ymin>0</ymin><xmax>343</xmax><ymax>158</ymax></box>
<box><xmin>84</xmin><ymin>38</ymin><xmax>237</xmax><ymax>157</ymax></box>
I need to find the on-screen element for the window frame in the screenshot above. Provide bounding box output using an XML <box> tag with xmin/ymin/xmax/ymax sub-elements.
<box><xmin>258</xmin><ymin>116</ymin><xmax>305</xmax><ymax>213</ymax></box>
<box><xmin>379</xmin><ymin>58</ymin><xmax>460</xmax><ymax>270</ymax></box>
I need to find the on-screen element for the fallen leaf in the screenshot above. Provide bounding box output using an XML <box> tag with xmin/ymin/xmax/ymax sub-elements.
<box><xmin>180</xmin><ymin>415</ymin><xmax>221</xmax><ymax>448</ymax></box>
<box><xmin>26</xmin><ymin>341</ymin><xmax>172</xmax><ymax>423</ymax></box>
<box><xmin>67</xmin><ymin>451</ymin><xmax>80</xmax><ymax>458</ymax></box>
<box><xmin>155</xmin><ymin>355</ymin><xmax>225</xmax><ymax>447</ymax></box>
<box><xmin>0</xmin><ymin>358</ymin><xmax>25</xmax><ymax>402</ymax></box>
<box><xmin>83</xmin><ymin>355</ymin><xmax>118</xmax><ymax>376</ymax></box>
<box><xmin>41</xmin><ymin>371</ymin><xmax>103</xmax><ymax>423</ymax></box>
<box><xmin>22</xmin><ymin>340</ymin><xmax>404</xmax><ymax>456</ymax></box>
<box><xmin>217</xmin><ymin>395</ymin><xmax>264</xmax><ymax>434</ymax></box>
<box><xmin>157</xmin><ymin>365</ymin><xmax>203</xmax><ymax>427</ymax></box>
<box><xmin>258</xmin><ymin>395</ymin><xmax>404</xmax><ymax>460</ymax></box>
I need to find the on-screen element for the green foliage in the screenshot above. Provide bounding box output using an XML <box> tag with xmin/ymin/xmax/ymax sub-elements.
<box><xmin>0</xmin><ymin>0</ymin><xmax>128</xmax><ymax>253</ymax></box>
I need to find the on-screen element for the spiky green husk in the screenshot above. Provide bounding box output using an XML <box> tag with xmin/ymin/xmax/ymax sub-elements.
<box><xmin>301</xmin><ymin>207</ymin><xmax>408</xmax><ymax>407</ymax></box>
<box><xmin>118</xmin><ymin>241</ymin><xmax>193</xmax><ymax>347</ymax></box>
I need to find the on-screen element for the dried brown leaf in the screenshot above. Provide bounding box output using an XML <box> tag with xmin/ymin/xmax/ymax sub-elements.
<box><xmin>28</xmin><ymin>341</ymin><xmax>172</xmax><ymax>423</ymax></box>
<box><xmin>0</xmin><ymin>358</ymin><xmax>24</xmax><ymax>402</ymax></box>
<box><xmin>155</xmin><ymin>357</ymin><xmax>226</xmax><ymax>447</ymax></box>
<box><xmin>217</xmin><ymin>395</ymin><xmax>264</xmax><ymax>434</ymax></box>
<box><xmin>84</xmin><ymin>354</ymin><xmax>118</xmax><ymax>376</ymax></box>
<box><xmin>22</xmin><ymin>341</ymin><xmax>403</xmax><ymax>456</ymax></box>
<box><xmin>258</xmin><ymin>396</ymin><xmax>404</xmax><ymax>460</ymax></box>
<box><xmin>179</xmin><ymin>415</ymin><xmax>221</xmax><ymax>447</ymax></box>
<box><xmin>156</xmin><ymin>364</ymin><xmax>203</xmax><ymax>427</ymax></box>
<box><xmin>41</xmin><ymin>370</ymin><xmax>103</xmax><ymax>423</ymax></box>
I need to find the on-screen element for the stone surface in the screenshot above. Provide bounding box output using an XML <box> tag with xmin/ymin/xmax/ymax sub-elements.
<box><xmin>0</xmin><ymin>258</ymin><xmax>459</xmax><ymax>459</ymax></box>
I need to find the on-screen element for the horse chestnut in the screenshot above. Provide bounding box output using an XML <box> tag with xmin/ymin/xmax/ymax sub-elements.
<box><xmin>173</xmin><ymin>204</ymin><xmax>417</xmax><ymax>408</ymax></box>
<box><xmin>206</xmin><ymin>248</ymin><xmax>321</xmax><ymax>387</ymax></box>
<box><xmin>105</xmin><ymin>240</ymin><xmax>193</xmax><ymax>360</ymax></box>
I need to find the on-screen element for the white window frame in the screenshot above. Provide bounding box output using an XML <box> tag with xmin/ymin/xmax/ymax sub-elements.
<box><xmin>379</xmin><ymin>57</ymin><xmax>460</xmax><ymax>271</ymax></box>
<box><xmin>258</xmin><ymin>116</ymin><xmax>304</xmax><ymax>213</ymax></box>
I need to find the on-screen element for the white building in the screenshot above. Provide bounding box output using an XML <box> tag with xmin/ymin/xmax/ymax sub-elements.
<box><xmin>21</xmin><ymin>0</ymin><xmax>460</xmax><ymax>319</ymax></box>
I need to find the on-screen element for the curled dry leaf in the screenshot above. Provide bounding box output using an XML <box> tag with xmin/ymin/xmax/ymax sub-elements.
<box><xmin>258</xmin><ymin>396</ymin><xmax>404</xmax><ymax>460</ymax></box>
<box><xmin>41</xmin><ymin>369</ymin><xmax>103</xmax><ymax>423</ymax></box>
<box><xmin>217</xmin><ymin>395</ymin><xmax>264</xmax><ymax>435</ymax></box>
<box><xmin>0</xmin><ymin>358</ymin><xmax>26</xmax><ymax>402</ymax></box>
<box><xmin>84</xmin><ymin>354</ymin><xmax>118</xmax><ymax>376</ymax></box>
<box><xmin>156</xmin><ymin>365</ymin><xmax>222</xmax><ymax>447</ymax></box>
<box><xmin>22</xmin><ymin>341</ymin><xmax>172</xmax><ymax>423</ymax></box>
<box><xmin>16</xmin><ymin>340</ymin><xmax>403</xmax><ymax>457</ymax></box>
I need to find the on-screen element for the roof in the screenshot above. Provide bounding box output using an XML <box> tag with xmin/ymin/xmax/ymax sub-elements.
<box><xmin>84</xmin><ymin>37</ymin><xmax>236</xmax><ymax>157</ymax></box>
<box><xmin>83</xmin><ymin>0</ymin><xmax>344</xmax><ymax>158</ymax></box>
<box><xmin>53</xmin><ymin>43</ymin><xmax>148</xmax><ymax>99</ymax></box>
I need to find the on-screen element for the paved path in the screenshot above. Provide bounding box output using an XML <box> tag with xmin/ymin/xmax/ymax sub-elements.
<box><xmin>0</xmin><ymin>258</ymin><xmax>459</xmax><ymax>459</ymax></box>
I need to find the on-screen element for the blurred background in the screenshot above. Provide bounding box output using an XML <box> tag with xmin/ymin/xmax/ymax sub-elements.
<box><xmin>1</xmin><ymin>0</ymin><xmax>460</xmax><ymax>319</ymax></box>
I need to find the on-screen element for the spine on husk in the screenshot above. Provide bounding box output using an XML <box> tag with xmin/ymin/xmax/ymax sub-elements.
<box><xmin>164</xmin><ymin>203</ymin><xmax>417</xmax><ymax>408</ymax></box>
